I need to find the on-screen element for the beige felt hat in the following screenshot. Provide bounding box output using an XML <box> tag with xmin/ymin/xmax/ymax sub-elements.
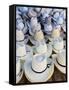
<box><xmin>52</xmin><ymin>49</ymin><xmax>66</xmax><ymax>74</ymax></box>
<box><xmin>24</xmin><ymin>54</ymin><xmax>54</xmax><ymax>83</ymax></box>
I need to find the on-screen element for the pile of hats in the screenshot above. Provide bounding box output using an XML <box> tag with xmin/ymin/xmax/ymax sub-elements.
<box><xmin>16</xmin><ymin>6</ymin><xmax>66</xmax><ymax>83</ymax></box>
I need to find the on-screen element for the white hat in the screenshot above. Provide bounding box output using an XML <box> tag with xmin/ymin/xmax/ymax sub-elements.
<box><xmin>32</xmin><ymin>43</ymin><xmax>52</xmax><ymax>58</ymax></box>
<box><xmin>16</xmin><ymin>43</ymin><xmax>26</xmax><ymax>57</ymax></box>
<box><xmin>16</xmin><ymin>57</ymin><xmax>23</xmax><ymax>83</ymax></box>
<box><xmin>16</xmin><ymin>30</ymin><xmax>24</xmax><ymax>42</ymax></box>
<box><xmin>52</xmin><ymin>49</ymin><xmax>66</xmax><ymax>74</ymax></box>
<box><xmin>29</xmin><ymin>18</ymin><xmax>41</xmax><ymax>36</ymax></box>
<box><xmin>28</xmin><ymin>8</ymin><xmax>37</xmax><ymax>17</ymax></box>
<box><xmin>24</xmin><ymin>54</ymin><xmax>54</xmax><ymax>83</ymax></box>
<box><xmin>53</xmin><ymin>37</ymin><xmax>65</xmax><ymax>53</ymax></box>
<box><xmin>53</xmin><ymin>38</ymin><xmax>64</xmax><ymax>51</ymax></box>
<box><xmin>44</xmin><ymin>24</ymin><xmax>52</xmax><ymax>35</ymax></box>
<box><xmin>29</xmin><ymin>30</ymin><xmax>44</xmax><ymax>45</ymax></box>
<box><xmin>16</xmin><ymin>69</ymin><xmax>23</xmax><ymax>84</ymax></box>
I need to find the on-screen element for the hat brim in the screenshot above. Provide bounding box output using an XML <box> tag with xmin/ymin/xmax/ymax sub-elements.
<box><xmin>24</xmin><ymin>58</ymin><xmax>54</xmax><ymax>83</ymax></box>
<box><xmin>52</xmin><ymin>54</ymin><xmax>66</xmax><ymax>74</ymax></box>
<box><xmin>54</xmin><ymin>59</ymin><xmax>66</xmax><ymax>74</ymax></box>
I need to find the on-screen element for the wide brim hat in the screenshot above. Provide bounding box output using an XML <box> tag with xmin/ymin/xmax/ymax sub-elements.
<box><xmin>24</xmin><ymin>57</ymin><xmax>54</xmax><ymax>83</ymax></box>
<box><xmin>52</xmin><ymin>51</ymin><xmax>66</xmax><ymax>74</ymax></box>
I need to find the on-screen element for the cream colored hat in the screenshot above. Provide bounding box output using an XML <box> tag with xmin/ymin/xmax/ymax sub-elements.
<box><xmin>52</xmin><ymin>28</ymin><xmax>60</xmax><ymax>38</ymax></box>
<box><xmin>24</xmin><ymin>54</ymin><xmax>54</xmax><ymax>83</ymax></box>
<box><xmin>52</xmin><ymin>49</ymin><xmax>66</xmax><ymax>74</ymax></box>
<box><xmin>34</xmin><ymin>30</ymin><xmax>44</xmax><ymax>41</ymax></box>
<box><xmin>29</xmin><ymin>30</ymin><xmax>44</xmax><ymax>45</ymax></box>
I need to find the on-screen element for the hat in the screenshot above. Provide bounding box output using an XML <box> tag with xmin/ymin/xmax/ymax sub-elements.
<box><xmin>29</xmin><ymin>18</ymin><xmax>41</xmax><ymax>36</ymax></box>
<box><xmin>28</xmin><ymin>8</ymin><xmax>37</xmax><ymax>18</ymax></box>
<box><xmin>16</xmin><ymin>69</ymin><xmax>23</xmax><ymax>84</ymax></box>
<box><xmin>34</xmin><ymin>30</ymin><xmax>44</xmax><ymax>41</ymax></box>
<box><xmin>16</xmin><ymin>57</ymin><xmax>21</xmax><ymax>75</ymax></box>
<box><xmin>16</xmin><ymin>43</ymin><xmax>26</xmax><ymax>57</ymax></box>
<box><xmin>29</xmin><ymin>30</ymin><xmax>44</xmax><ymax>45</ymax></box>
<box><xmin>52</xmin><ymin>38</ymin><xmax>64</xmax><ymax>53</ymax></box>
<box><xmin>16</xmin><ymin>30</ymin><xmax>24</xmax><ymax>42</ymax></box>
<box><xmin>32</xmin><ymin>43</ymin><xmax>52</xmax><ymax>57</ymax></box>
<box><xmin>44</xmin><ymin>24</ymin><xmax>52</xmax><ymax>35</ymax></box>
<box><xmin>52</xmin><ymin>28</ymin><xmax>60</xmax><ymax>38</ymax></box>
<box><xmin>24</xmin><ymin>54</ymin><xmax>54</xmax><ymax>83</ymax></box>
<box><xmin>16</xmin><ymin>57</ymin><xmax>23</xmax><ymax>83</ymax></box>
<box><xmin>52</xmin><ymin>49</ymin><xmax>66</xmax><ymax>74</ymax></box>
<box><xmin>44</xmin><ymin>28</ymin><xmax>61</xmax><ymax>42</ymax></box>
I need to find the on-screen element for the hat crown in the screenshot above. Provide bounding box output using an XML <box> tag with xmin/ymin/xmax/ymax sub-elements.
<box><xmin>32</xmin><ymin>54</ymin><xmax>47</xmax><ymax>72</ymax></box>
<box><xmin>52</xmin><ymin>28</ymin><xmax>60</xmax><ymax>38</ymax></box>
<box><xmin>53</xmin><ymin>37</ymin><xmax>64</xmax><ymax>51</ymax></box>
<box><xmin>57</xmin><ymin>50</ymin><xmax>66</xmax><ymax>66</ymax></box>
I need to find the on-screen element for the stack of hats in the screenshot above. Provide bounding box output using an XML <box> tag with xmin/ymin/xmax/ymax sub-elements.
<box><xmin>16</xmin><ymin>6</ymin><xmax>66</xmax><ymax>83</ymax></box>
<box><xmin>24</xmin><ymin>54</ymin><xmax>54</xmax><ymax>83</ymax></box>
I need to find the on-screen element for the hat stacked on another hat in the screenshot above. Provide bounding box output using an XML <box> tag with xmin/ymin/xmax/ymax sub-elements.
<box><xmin>24</xmin><ymin>54</ymin><xmax>54</xmax><ymax>82</ymax></box>
<box><xmin>53</xmin><ymin>49</ymin><xmax>66</xmax><ymax>74</ymax></box>
<box><xmin>51</xmin><ymin>28</ymin><xmax>64</xmax><ymax>53</ymax></box>
<box><xmin>16</xmin><ymin>57</ymin><xmax>23</xmax><ymax>83</ymax></box>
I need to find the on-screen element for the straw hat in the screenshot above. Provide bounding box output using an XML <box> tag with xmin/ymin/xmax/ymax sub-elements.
<box><xmin>24</xmin><ymin>54</ymin><xmax>54</xmax><ymax>83</ymax></box>
<box><xmin>52</xmin><ymin>49</ymin><xmax>66</xmax><ymax>74</ymax></box>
